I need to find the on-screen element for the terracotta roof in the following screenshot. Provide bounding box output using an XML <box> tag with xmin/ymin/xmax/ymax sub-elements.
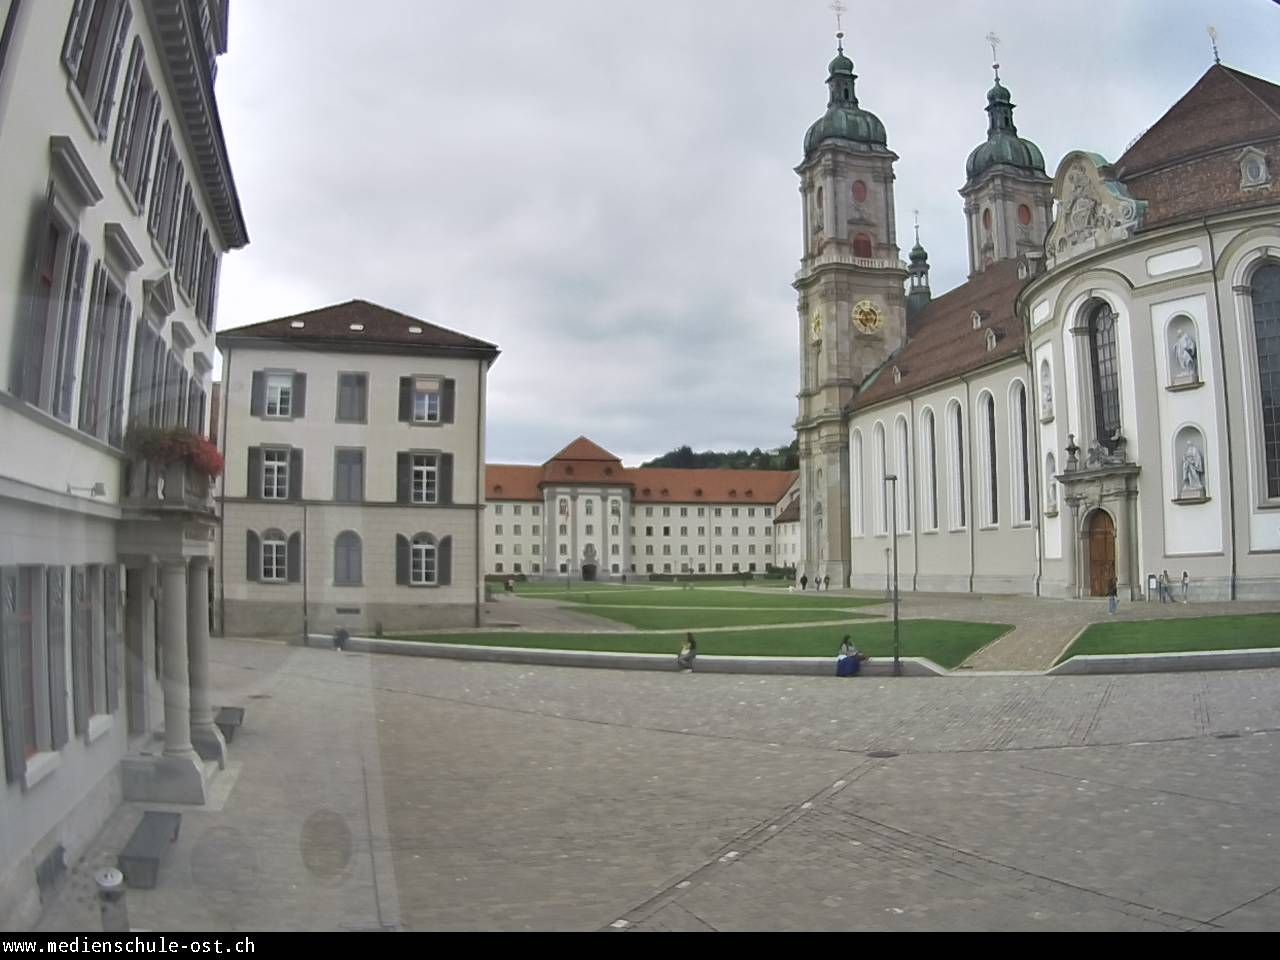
<box><xmin>485</xmin><ymin>439</ymin><xmax>797</xmax><ymax>505</ymax></box>
<box><xmin>1116</xmin><ymin>65</ymin><xmax>1280</xmax><ymax>178</ymax></box>
<box><xmin>216</xmin><ymin>300</ymin><xmax>499</xmax><ymax>355</ymax></box>
<box><xmin>852</xmin><ymin>259</ymin><xmax>1028</xmax><ymax>411</ymax></box>
<box><xmin>773</xmin><ymin>498</ymin><xmax>801</xmax><ymax>524</ymax></box>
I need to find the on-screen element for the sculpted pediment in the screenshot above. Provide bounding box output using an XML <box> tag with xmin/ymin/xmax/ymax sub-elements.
<box><xmin>1046</xmin><ymin>151</ymin><xmax>1147</xmax><ymax>269</ymax></box>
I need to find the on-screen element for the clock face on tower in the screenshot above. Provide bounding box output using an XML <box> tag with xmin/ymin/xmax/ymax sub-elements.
<box><xmin>852</xmin><ymin>299</ymin><xmax>884</xmax><ymax>334</ymax></box>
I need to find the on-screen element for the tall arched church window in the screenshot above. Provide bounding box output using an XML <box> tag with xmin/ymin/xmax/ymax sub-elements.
<box><xmin>1252</xmin><ymin>264</ymin><xmax>1280</xmax><ymax>497</ymax></box>
<box><xmin>1014</xmin><ymin>382</ymin><xmax>1031</xmax><ymax>523</ymax></box>
<box><xmin>949</xmin><ymin>401</ymin><xmax>966</xmax><ymax>529</ymax></box>
<box><xmin>850</xmin><ymin>430</ymin><xmax>864</xmax><ymax>536</ymax></box>
<box><xmin>922</xmin><ymin>409</ymin><xmax>938</xmax><ymax>530</ymax></box>
<box><xmin>872</xmin><ymin>423</ymin><xmax>887</xmax><ymax>534</ymax></box>
<box><xmin>979</xmin><ymin>392</ymin><xmax>999</xmax><ymax>526</ymax></box>
<box><xmin>1088</xmin><ymin>301</ymin><xmax>1123</xmax><ymax>450</ymax></box>
<box><xmin>895</xmin><ymin>416</ymin><xmax>912</xmax><ymax>532</ymax></box>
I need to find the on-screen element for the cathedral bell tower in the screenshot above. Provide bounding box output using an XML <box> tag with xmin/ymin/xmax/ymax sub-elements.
<box><xmin>794</xmin><ymin>29</ymin><xmax>907</xmax><ymax>588</ymax></box>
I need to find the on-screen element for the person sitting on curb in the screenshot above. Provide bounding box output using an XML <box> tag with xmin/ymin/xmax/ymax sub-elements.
<box><xmin>836</xmin><ymin>635</ymin><xmax>870</xmax><ymax>677</ymax></box>
<box><xmin>676</xmin><ymin>633</ymin><xmax>697</xmax><ymax>673</ymax></box>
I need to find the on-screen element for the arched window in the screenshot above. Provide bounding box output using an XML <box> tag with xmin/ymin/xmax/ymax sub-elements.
<box><xmin>1088</xmin><ymin>301</ymin><xmax>1123</xmax><ymax>449</ymax></box>
<box><xmin>873</xmin><ymin>422</ymin><xmax>888</xmax><ymax>534</ymax></box>
<box><xmin>411</xmin><ymin>533</ymin><xmax>437</xmax><ymax>585</ymax></box>
<box><xmin>1011</xmin><ymin>381</ymin><xmax>1031</xmax><ymax>524</ymax></box>
<box><xmin>948</xmin><ymin>400</ymin><xmax>966</xmax><ymax>529</ymax></box>
<box><xmin>850</xmin><ymin>429</ymin><xmax>864</xmax><ymax>537</ymax></box>
<box><xmin>895</xmin><ymin>416</ymin><xmax>912</xmax><ymax>532</ymax></box>
<box><xmin>978</xmin><ymin>392</ymin><xmax>999</xmax><ymax>526</ymax></box>
<box><xmin>853</xmin><ymin>233</ymin><xmax>873</xmax><ymax>258</ymax></box>
<box><xmin>921</xmin><ymin>408</ymin><xmax>938</xmax><ymax>530</ymax></box>
<box><xmin>334</xmin><ymin>531</ymin><xmax>362</xmax><ymax>586</ymax></box>
<box><xmin>1251</xmin><ymin>264</ymin><xmax>1280</xmax><ymax>497</ymax></box>
<box><xmin>261</xmin><ymin>528</ymin><xmax>287</xmax><ymax>582</ymax></box>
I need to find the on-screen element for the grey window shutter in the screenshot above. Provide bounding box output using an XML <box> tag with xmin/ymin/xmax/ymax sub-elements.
<box><xmin>95</xmin><ymin>3</ymin><xmax>133</xmax><ymax>137</ymax></box>
<box><xmin>396</xmin><ymin>452</ymin><xmax>410</xmax><ymax>504</ymax></box>
<box><xmin>442</xmin><ymin>379</ymin><xmax>456</xmax><ymax>423</ymax></box>
<box><xmin>355</xmin><ymin>374</ymin><xmax>368</xmax><ymax>420</ymax></box>
<box><xmin>15</xmin><ymin>188</ymin><xmax>56</xmax><ymax>403</ymax></box>
<box><xmin>292</xmin><ymin>372</ymin><xmax>307</xmax><ymax>418</ymax></box>
<box><xmin>61</xmin><ymin>0</ymin><xmax>88</xmax><ymax>73</ymax></box>
<box><xmin>250</xmin><ymin>371</ymin><xmax>264</xmax><ymax>416</ymax></box>
<box><xmin>396</xmin><ymin>535</ymin><xmax>410</xmax><ymax>586</ymax></box>
<box><xmin>441</xmin><ymin>453</ymin><xmax>455</xmax><ymax>505</ymax></box>
<box><xmin>439</xmin><ymin>536</ymin><xmax>453</xmax><ymax>586</ymax></box>
<box><xmin>289</xmin><ymin>449</ymin><xmax>303</xmax><ymax>500</ymax></box>
<box><xmin>353</xmin><ymin>452</ymin><xmax>365</xmax><ymax>502</ymax></box>
<box><xmin>112</xmin><ymin>40</ymin><xmax>142</xmax><ymax>169</ymax></box>
<box><xmin>333</xmin><ymin>451</ymin><xmax>346</xmax><ymax>502</ymax></box>
<box><xmin>287</xmin><ymin>533</ymin><xmax>302</xmax><ymax>583</ymax></box>
<box><xmin>247</xmin><ymin>446</ymin><xmax>262</xmax><ymax>499</ymax></box>
<box><xmin>104</xmin><ymin>566</ymin><xmax>120</xmax><ymax>715</ymax></box>
<box><xmin>56</xmin><ymin>237</ymin><xmax>91</xmax><ymax>422</ymax></box>
<box><xmin>137</xmin><ymin>94</ymin><xmax>162</xmax><ymax>206</ymax></box>
<box><xmin>46</xmin><ymin>568</ymin><xmax>68</xmax><ymax>749</ymax></box>
<box><xmin>246</xmin><ymin>530</ymin><xmax>260</xmax><ymax>582</ymax></box>
<box><xmin>1</xmin><ymin>567</ymin><xmax>26</xmax><ymax>783</ymax></box>
<box><xmin>70</xmin><ymin>568</ymin><xmax>89</xmax><ymax>736</ymax></box>
<box><xmin>398</xmin><ymin>377</ymin><xmax>412</xmax><ymax>422</ymax></box>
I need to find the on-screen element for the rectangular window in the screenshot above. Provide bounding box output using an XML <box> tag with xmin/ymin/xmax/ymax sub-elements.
<box><xmin>532</xmin><ymin>506</ymin><xmax>540</xmax><ymax>516</ymax></box>
<box><xmin>336</xmin><ymin>372</ymin><xmax>368</xmax><ymax>422</ymax></box>
<box><xmin>663</xmin><ymin>507</ymin><xmax>670</xmax><ymax>517</ymax></box>
<box><xmin>495</xmin><ymin>524</ymin><xmax>503</xmax><ymax>536</ymax></box>
<box><xmin>494</xmin><ymin>504</ymin><xmax>503</xmax><ymax>515</ymax></box>
<box><xmin>495</xmin><ymin>545</ymin><xmax>503</xmax><ymax>555</ymax></box>
<box><xmin>532</xmin><ymin>525</ymin><xmax>539</xmax><ymax>535</ymax></box>
<box><xmin>764</xmin><ymin>507</ymin><xmax>772</xmax><ymax>517</ymax></box>
<box><xmin>732</xmin><ymin>527</ymin><xmax>739</xmax><ymax>536</ymax></box>
<box><xmin>334</xmin><ymin>449</ymin><xmax>364</xmax><ymax>503</ymax></box>
<box><xmin>765</xmin><ymin>544</ymin><xmax>772</xmax><ymax>554</ymax></box>
<box><xmin>715</xmin><ymin>563</ymin><xmax>723</xmax><ymax>573</ymax></box>
<box><xmin>714</xmin><ymin>508</ymin><xmax>722</xmax><ymax>517</ymax></box>
<box><xmin>645</xmin><ymin>545</ymin><xmax>654</xmax><ymax>556</ymax></box>
<box><xmin>262</xmin><ymin>538</ymin><xmax>287</xmax><ymax>582</ymax></box>
<box><xmin>513</xmin><ymin>525</ymin><xmax>521</xmax><ymax>536</ymax></box>
<box><xmin>732</xmin><ymin>545</ymin><xmax>740</xmax><ymax>555</ymax></box>
<box><xmin>680</xmin><ymin>526</ymin><xmax>687</xmax><ymax>536</ymax></box>
<box><xmin>748</xmin><ymin>527</ymin><xmax>755</xmax><ymax>536</ymax></box>
<box><xmin>559</xmin><ymin>544</ymin><xmax>568</xmax><ymax>556</ymax></box>
<box><xmin>265</xmin><ymin>373</ymin><xmax>292</xmax><ymax>418</ymax></box>
<box><xmin>715</xmin><ymin>526</ymin><xmax>722</xmax><ymax>536</ymax></box>
<box><xmin>533</xmin><ymin>563</ymin><xmax>541</xmax><ymax>573</ymax></box>
<box><xmin>680</xmin><ymin>545</ymin><xmax>689</xmax><ymax>556</ymax></box>
<box><xmin>494</xmin><ymin>562</ymin><xmax>503</xmax><ymax>573</ymax></box>
<box><xmin>645</xmin><ymin>507</ymin><xmax>653</xmax><ymax>517</ymax></box>
<box><xmin>560</xmin><ymin>524</ymin><xmax>568</xmax><ymax>536</ymax></box>
<box><xmin>697</xmin><ymin>507</ymin><xmax>705</xmax><ymax>517</ymax></box>
<box><xmin>113</xmin><ymin>38</ymin><xmax>161</xmax><ymax>206</ymax></box>
<box><xmin>698</xmin><ymin>526</ymin><xmax>705</xmax><ymax>536</ymax></box>
<box><xmin>715</xmin><ymin>545</ymin><xmax>723</xmax><ymax>555</ymax></box>
<box><xmin>411</xmin><ymin>454</ymin><xmax>439</xmax><ymax>504</ymax></box>
<box><xmin>611</xmin><ymin>524</ymin><xmax>619</xmax><ymax>535</ymax></box>
<box><xmin>662</xmin><ymin>545</ymin><xmax>671</xmax><ymax>556</ymax></box>
<box><xmin>698</xmin><ymin>544</ymin><xmax>705</xmax><ymax>555</ymax></box>
<box><xmin>63</xmin><ymin>0</ymin><xmax>132</xmax><ymax>136</ymax></box>
<box><xmin>646</xmin><ymin>564</ymin><xmax>654</xmax><ymax>573</ymax></box>
<box><xmin>645</xmin><ymin>526</ymin><xmax>653</xmax><ymax>536</ymax></box>
<box><xmin>411</xmin><ymin>541</ymin><xmax>437</xmax><ymax>585</ymax></box>
<box><xmin>585</xmin><ymin>524</ymin><xmax>594</xmax><ymax>535</ymax></box>
<box><xmin>513</xmin><ymin>544</ymin><xmax>522</xmax><ymax>555</ymax></box>
<box><xmin>611</xmin><ymin>544</ymin><xmax>619</xmax><ymax>555</ymax></box>
<box><xmin>532</xmin><ymin>545</ymin><xmax>540</xmax><ymax>555</ymax></box>
<box><xmin>680</xmin><ymin>507</ymin><xmax>688</xmax><ymax>517</ymax></box>
<box><xmin>748</xmin><ymin>545</ymin><xmax>756</xmax><ymax>555</ymax></box>
<box><xmin>263</xmin><ymin>450</ymin><xmax>289</xmax><ymax>500</ymax></box>
<box><xmin>78</xmin><ymin>263</ymin><xmax>129</xmax><ymax>442</ymax></box>
<box><xmin>413</xmin><ymin>381</ymin><xmax>441</xmax><ymax>423</ymax></box>
<box><xmin>732</xmin><ymin>508</ymin><xmax>739</xmax><ymax>518</ymax></box>
<box><xmin>663</xmin><ymin>526</ymin><xmax>671</xmax><ymax>536</ymax></box>
<box><xmin>148</xmin><ymin>125</ymin><xmax>182</xmax><ymax>258</ymax></box>
<box><xmin>513</xmin><ymin>505</ymin><xmax>522</xmax><ymax>516</ymax></box>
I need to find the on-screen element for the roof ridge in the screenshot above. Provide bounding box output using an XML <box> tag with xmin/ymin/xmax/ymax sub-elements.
<box><xmin>1222</xmin><ymin>64</ymin><xmax>1280</xmax><ymax>126</ymax></box>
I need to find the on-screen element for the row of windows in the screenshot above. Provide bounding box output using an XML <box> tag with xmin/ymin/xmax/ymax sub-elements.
<box><xmin>243</xmin><ymin>447</ymin><xmax>455</xmax><ymax>505</ymax></box>
<box><xmin>493</xmin><ymin>562</ymin><xmax>763</xmax><ymax>575</ymax></box>
<box><xmin>0</xmin><ymin>565</ymin><xmax>121</xmax><ymax>785</ymax></box>
<box><xmin>853</xmin><ymin>382</ymin><xmax>1034</xmax><ymax>536</ymax></box>
<box><xmin>527</xmin><ymin>502</ymin><xmax>774</xmax><ymax>519</ymax></box>
<box><xmin>494</xmin><ymin>523</ymin><xmax>772</xmax><ymax>539</ymax></box>
<box><xmin>500</xmin><ymin>543</ymin><xmax>774</xmax><ymax>557</ymax></box>
<box><xmin>244</xmin><ymin>531</ymin><xmax>453</xmax><ymax>588</ymax></box>
<box><xmin>251</xmin><ymin>372</ymin><xmax>457</xmax><ymax>426</ymax></box>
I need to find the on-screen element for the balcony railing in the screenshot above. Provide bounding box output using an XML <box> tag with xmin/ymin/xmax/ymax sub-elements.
<box><xmin>797</xmin><ymin>251</ymin><xmax>908</xmax><ymax>279</ymax></box>
<box><xmin>124</xmin><ymin>456</ymin><xmax>215</xmax><ymax>513</ymax></box>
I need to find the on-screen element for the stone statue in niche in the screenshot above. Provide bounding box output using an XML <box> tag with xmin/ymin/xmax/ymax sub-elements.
<box><xmin>1047</xmin><ymin>479</ymin><xmax>1059</xmax><ymax>512</ymax></box>
<box><xmin>1180</xmin><ymin>441</ymin><xmax>1206</xmax><ymax>497</ymax></box>
<box><xmin>1040</xmin><ymin>376</ymin><xmax>1053</xmax><ymax>419</ymax></box>
<box><xmin>1172</xmin><ymin>330</ymin><xmax>1198</xmax><ymax>383</ymax></box>
<box><xmin>583</xmin><ymin>543</ymin><xmax>598</xmax><ymax>563</ymax></box>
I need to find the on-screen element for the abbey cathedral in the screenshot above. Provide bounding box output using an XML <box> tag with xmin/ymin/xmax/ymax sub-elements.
<box><xmin>794</xmin><ymin>36</ymin><xmax>1280</xmax><ymax>600</ymax></box>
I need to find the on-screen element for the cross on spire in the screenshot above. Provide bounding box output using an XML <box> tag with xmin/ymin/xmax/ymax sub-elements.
<box><xmin>986</xmin><ymin>30</ymin><xmax>1001</xmax><ymax>80</ymax></box>
<box><xmin>1208</xmin><ymin>25</ymin><xmax>1221</xmax><ymax>65</ymax></box>
<box><xmin>830</xmin><ymin>0</ymin><xmax>847</xmax><ymax>52</ymax></box>
<box><xmin>913</xmin><ymin>209</ymin><xmax>920</xmax><ymax>245</ymax></box>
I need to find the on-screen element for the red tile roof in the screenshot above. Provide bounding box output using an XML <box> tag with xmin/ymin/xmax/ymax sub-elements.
<box><xmin>852</xmin><ymin>259</ymin><xmax>1028</xmax><ymax>411</ymax></box>
<box><xmin>484</xmin><ymin>438</ymin><xmax>797</xmax><ymax>505</ymax></box>
<box><xmin>773</xmin><ymin>498</ymin><xmax>801</xmax><ymax>524</ymax></box>
<box><xmin>217</xmin><ymin>299</ymin><xmax>499</xmax><ymax>355</ymax></box>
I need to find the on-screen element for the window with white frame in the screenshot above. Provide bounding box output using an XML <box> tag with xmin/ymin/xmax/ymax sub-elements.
<box><xmin>873</xmin><ymin>422</ymin><xmax>888</xmax><ymax>534</ymax></box>
<box><xmin>113</xmin><ymin>37</ymin><xmax>161</xmax><ymax>205</ymax></box>
<box><xmin>494</xmin><ymin>524</ymin><xmax>503</xmax><ymax>536</ymax></box>
<box><xmin>978</xmin><ymin>392</ymin><xmax>999</xmax><ymax>526</ymax></box>
<box><xmin>585</xmin><ymin>500</ymin><xmax>594</xmax><ymax>516</ymax></box>
<box><xmin>949</xmin><ymin>401</ymin><xmax>967</xmax><ymax>529</ymax></box>
<box><xmin>148</xmin><ymin>123</ymin><xmax>183</xmax><ymax>258</ymax></box>
<box><xmin>513</xmin><ymin>505</ymin><xmax>521</xmax><ymax>516</ymax></box>
<box><xmin>411</xmin><ymin>454</ymin><xmax>439</xmax><ymax>504</ymax></box>
<box><xmin>1012</xmin><ymin>382</ymin><xmax>1032</xmax><ymax>524</ymax></box>
<box><xmin>410</xmin><ymin>535</ymin><xmax>437</xmax><ymax>585</ymax></box>
<box><xmin>265</xmin><ymin>373</ymin><xmax>293</xmax><ymax>417</ymax></box>
<box><xmin>261</xmin><ymin>530</ymin><xmax>287</xmax><ymax>582</ymax></box>
<box><xmin>895</xmin><ymin>416</ymin><xmax>912</xmax><ymax>533</ymax></box>
<box><xmin>921</xmin><ymin>409</ymin><xmax>939</xmax><ymax>530</ymax></box>
<box><xmin>62</xmin><ymin>0</ymin><xmax>132</xmax><ymax>136</ymax></box>
<box><xmin>263</xmin><ymin>450</ymin><xmax>289</xmax><ymax>500</ymax></box>
<box><xmin>851</xmin><ymin>429</ymin><xmax>864</xmax><ymax>536</ymax></box>
<box><xmin>513</xmin><ymin>524</ymin><xmax>521</xmax><ymax>536</ymax></box>
<box><xmin>413</xmin><ymin>381</ymin><xmax>441</xmax><ymax>422</ymax></box>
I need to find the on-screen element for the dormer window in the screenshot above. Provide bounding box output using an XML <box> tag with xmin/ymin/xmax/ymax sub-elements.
<box><xmin>971</xmin><ymin>311</ymin><xmax>983</xmax><ymax>330</ymax></box>
<box><xmin>892</xmin><ymin>365</ymin><xmax>902</xmax><ymax>384</ymax></box>
<box><xmin>1240</xmin><ymin>147</ymin><xmax>1271</xmax><ymax>190</ymax></box>
<box><xmin>985</xmin><ymin>328</ymin><xmax>998</xmax><ymax>352</ymax></box>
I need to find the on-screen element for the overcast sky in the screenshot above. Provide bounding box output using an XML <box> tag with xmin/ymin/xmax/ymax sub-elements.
<box><xmin>212</xmin><ymin>0</ymin><xmax>1280</xmax><ymax>465</ymax></box>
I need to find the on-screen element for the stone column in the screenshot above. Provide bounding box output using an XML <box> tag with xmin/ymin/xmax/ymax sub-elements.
<box><xmin>123</xmin><ymin>561</ymin><xmax>156</xmax><ymax>737</ymax></box>
<box><xmin>1111</xmin><ymin>493</ymin><xmax>1132</xmax><ymax>600</ymax></box>
<box><xmin>187</xmin><ymin>557</ymin><xmax>225</xmax><ymax>766</ymax></box>
<box><xmin>159</xmin><ymin>560</ymin><xmax>195</xmax><ymax>759</ymax></box>
<box><xmin>1064</xmin><ymin>498</ymin><xmax>1080</xmax><ymax>599</ymax></box>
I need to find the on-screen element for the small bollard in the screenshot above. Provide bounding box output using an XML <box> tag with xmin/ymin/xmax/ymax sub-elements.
<box><xmin>95</xmin><ymin>867</ymin><xmax>129</xmax><ymax>932</ymax></box>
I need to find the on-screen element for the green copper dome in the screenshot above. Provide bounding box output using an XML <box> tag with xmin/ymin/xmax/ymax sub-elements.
<box><xmin>965</xmin><ymin>75</ymin><xmax>1045</xmax><ymax>180</ymax></box>
<box><xmin>909</xmin><ymin>239</ymin><xmax>928</xmax><ymax>263</ymax></box>
<box><xmin>804</xmin><ymin>41</ymin><xmax>887</xmax><ymax>155</ymax></box>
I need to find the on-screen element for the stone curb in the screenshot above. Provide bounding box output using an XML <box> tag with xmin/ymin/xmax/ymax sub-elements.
<box><xmin>1046</xmin><ymin>647</ymin><xmax>1280</xmax><ymax>675</ymax></box>
<box><xmin>304</xmin><ymin>634</ymin><xmax>948</xmax><ymax>677</ymax></box>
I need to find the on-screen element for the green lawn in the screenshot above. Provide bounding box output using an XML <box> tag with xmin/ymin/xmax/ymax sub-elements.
<box><xmin>1059</xmin><ymin>614</ymin><xmax>1280</xmax><ymax>662</ymax></box>
<box><xmin>570</xmin><ymin>606</ymin><xmax>876</xmax><ymax>630</ymax></box>
<box><xmin>393</xmin><ymin>620</ymin><xmax>1010</xmax><ymax>669</ymax></box>
<box><xmin>552</xmin><ymin>588</ymin><xmax>884</xmax><ymax>610</ymax></box>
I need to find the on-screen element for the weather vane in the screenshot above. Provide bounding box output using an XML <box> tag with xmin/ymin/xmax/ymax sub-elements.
<box><xmin>1208</xmin><ymin>25</ymin><xmax>1221</xmax><ymax>65</ymax></box>
<box><xmin>830</xmin><ymin>0</ymin><xmax>846</xmax><ymax>51</ymax></box>
<box><xmin>986</xmin><ymin>31</ymin><xmax>1001</xmax><ymax>80</ymax></box>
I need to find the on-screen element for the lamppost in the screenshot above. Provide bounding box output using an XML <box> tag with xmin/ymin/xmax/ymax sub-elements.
<box><xmin>885</xmin><ymin>474</ymin><xmax>901</xmax><ymax>677</ymax></box>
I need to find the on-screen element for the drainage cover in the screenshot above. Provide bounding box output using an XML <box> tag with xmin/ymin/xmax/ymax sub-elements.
<box><xmin>866</xmin><ymin>750</ymin><xmax>899</xmax><ymax>759</ymax></box>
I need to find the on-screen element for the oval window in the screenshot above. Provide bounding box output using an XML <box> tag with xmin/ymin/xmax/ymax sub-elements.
<box><xmin>1018</xmin><ymin>204</ymin><xmax>1032</xmax><ymax>226</ymax></box>
<box><xmin>982</xmin><ymin>208</ymin><xmax>993</xmax><ymax>230</ymax></box>
<box><xmin>852</xmin><ymin>180</ymin><xmax>868</xmax><ymax>203</ymax></box>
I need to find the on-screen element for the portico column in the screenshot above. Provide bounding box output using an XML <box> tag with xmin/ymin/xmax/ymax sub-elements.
<box><xmin>123</xmin><ymin>561</ymin><xmax>156</xmax><ymax>737</ymax></box>
<box><xmin>1111</xmin><ymin>494</ymin><xmax>1132</xmax><ymax>600</ymax></box>
<box><xmin>1065</xmin><ymin>498</ymin><xmax>1080</xmax><ymax>599</ymax></box>
<box><xmin>159</xmin><ymin>559</ymin><xmax>195</xmax><ymax>759</ymax></box>
<box><xmin>187</xmin><ymin>557</ymin><xmax>225</xmax><ymax>766</ymax></box>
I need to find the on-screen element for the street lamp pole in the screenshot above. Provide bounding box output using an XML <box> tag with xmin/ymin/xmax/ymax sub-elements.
<box><xmin>886</xmin><ymin>474</ymin><xmax>901</xmax><ymax>677</ymax></box>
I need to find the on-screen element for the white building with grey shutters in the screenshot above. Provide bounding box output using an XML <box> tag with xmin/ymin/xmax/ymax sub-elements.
<box><xmin>215</xmin><ymin>299</ymin><xmax>498</xmax><ymax>638</ymax></box>
<box><xmin>0</xmin><ymin>0</ymin><xmax>247</xmax><ymax>930</ymax></box>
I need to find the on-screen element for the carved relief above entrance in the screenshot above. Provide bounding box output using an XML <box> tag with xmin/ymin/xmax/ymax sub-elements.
<box><xmin>1046</xmin><ymin>151</ymin><xmax>1147</xmax><ymax>269</ymax></box>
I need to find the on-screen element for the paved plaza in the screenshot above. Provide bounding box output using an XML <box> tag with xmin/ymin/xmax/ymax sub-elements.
<box><xmin>38</xmin><ymin>637</ymin><xmax>1280</xmax><ymax>932</ymax></box>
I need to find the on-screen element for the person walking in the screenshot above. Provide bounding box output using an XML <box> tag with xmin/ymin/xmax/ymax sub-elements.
<box><xmin>800</xmin><ymin>574</ymin><xmax>808</xmax><ymax>591</ymax></box>
<box><xmin>1107</xmin><ymin>576</ymin><xmax>1118</xmax><ymax>615</ymax></box>
<box><xmin>823</xmin><ymin>575</ymin><xmax>831</xmax><ymax>592</ymax></box>
<box><xmin>676</xmin><ymin>633</ymin><xmax>697</xmax><ymax>673</ymax></box>
<box><xmin>1158</xmin><ymin>570</ymin><xmax>1171</xmax><ymax>603</ymax></box>
<box><xmin>1181</xmin><ymin>570</ymin><xmax>1190</xmax><ymax>603</ymax></box>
